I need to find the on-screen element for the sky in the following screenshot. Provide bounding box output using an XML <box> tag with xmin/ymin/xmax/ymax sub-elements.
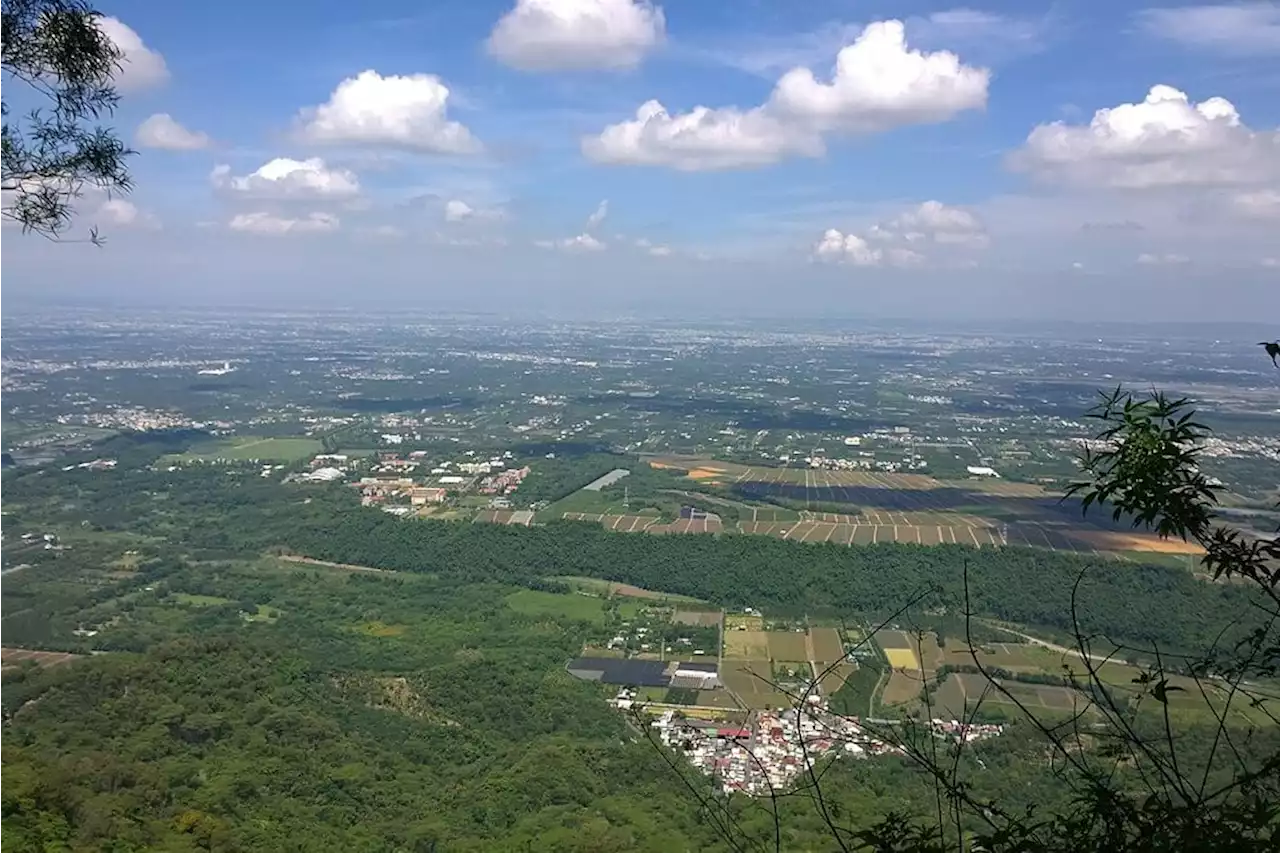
<box><xmin>3</xmin><ymin>0</ymin><xmax>1279</xmax><ymax>320</ymax></box>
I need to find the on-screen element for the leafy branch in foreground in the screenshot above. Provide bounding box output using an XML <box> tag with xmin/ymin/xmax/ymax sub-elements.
<box><xmin>1</xmin><ymin>0</ymin><xmax>133</xmax><ymax>242</ymax></box>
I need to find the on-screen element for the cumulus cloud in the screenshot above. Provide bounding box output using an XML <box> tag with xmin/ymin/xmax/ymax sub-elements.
<box><xmin>135</xmin><ymin>114</ymin><xmax>209</xmax><ymax>150</ymax></box>
<box><xmin>1136</xmin><ymin>3</ymin><xmax>1280</xmax><ymax>55</ymax></box>
<box><xmin>582</xmin><ymin>100</ymin><xmax>821</xmax><ymax>170</ymax></box>
<box><xmin>878</xmin><ymin>200</ymin><xmax>989</xmax><ymax>246</ymax></box>
<box><xmin>97</xmin><ymin>17</ymin><xmax>168</xmax><ymax>91</ymax></box>
<box><xmin>1011</xmin><ymin>85</ymin><xmax>1280</xmax><ymax>189</ymax></box>
<box><xmin>815</xmin><ymin>230</ymin><xmax>924</xmax><ymax>267</ymax></box>
<box><xmin>583</xmin><ymin>20</ymin><xmax>987</xmax><ymax>170</ymax></box>
<box><xmin>647</xmin><ymin>245</ymin><xmax>672</xmax><ymax>256</ymax></box>
<box><xmin>769</xmin><ymin>21</ymin><xmax>989</xmax><ymax>132</ymax></box>
<box><xmin>211</xmin><ymin>159</ymin><xmax>360</xmax><ymax>199</ymax></box>
<box><xmin>297</xmin><ymin>70</ymin><xmax>479</xmax><ymax>154</ymax></box>
<box><xmin>1137</xmin><ymin>252</ymin><xmax>1191</xmax><ymax>264</ymax></box>
<box><xmin>815</xmin><ymin>201</ymin><xmax>987</xmax><ymax>266</ymax></box>
<box><xmin>488</xmin><ymin>0</ymin><xmax>665</xmax><ymax>71</ymax></box>
<box><xmin>536</xmin><ymin>233</ymin><xmax>606</xmax><ymax>251</ymax></box>
<box><xmin>228</xmin><ymin>212</ymin><xmax>339</xmax><ymax>235</ymax></box>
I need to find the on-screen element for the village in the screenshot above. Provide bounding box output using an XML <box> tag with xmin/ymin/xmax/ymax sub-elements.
<box><xmin>295</xmin><ymin>450</ymin><xmax>531</xmax><ymax>516</ymax></box>
<box><xmin>562</xmin><ymin>597</ymin><xmax>1005</xmax><ymax>797</ymax></box>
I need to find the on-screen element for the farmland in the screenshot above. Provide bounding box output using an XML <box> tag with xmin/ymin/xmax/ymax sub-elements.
<box><xmin>720</xmin><ymin>624</ymin><xmax>857</xmax><ymax>710</ymax></box>
<box><xmin>636</xmin><ymin>457</ymin><xmax>1202</xmax><ymax>559</ymax></box>
<box><xmin>863</xmin><ymin>627</ymin><xmax>1280</xmax><ymax>726</ymax></box>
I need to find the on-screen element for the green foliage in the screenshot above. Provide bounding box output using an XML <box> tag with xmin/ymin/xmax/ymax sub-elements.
<box><xmin>1066</xmin><ymin>388</ymin><xmax>1219</xmax><ymax>540</ymax></box>
<box><xmin>286</xmin><ymin>507</ymin><xmax>1265</xmax><ymax>655</ymax></box>
<box><xmin>515</xmin><ymin>452</ymin><xmax>629</xmax><ymax>507</ymax></box>
<box><xmin>1</xmin><ymin>0</ymin><xmax>133</xmax><ymax>241</ymax></box>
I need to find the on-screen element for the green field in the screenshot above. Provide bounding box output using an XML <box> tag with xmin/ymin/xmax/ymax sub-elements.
<box><xmin>504</xmin><ymin>589</ymin><xmax>612</xmax><ymax>623</ymax></box>
<box><xmin>163</xmin><ymin>436</ymin><xmax>323</xmax><ymax>463</ymax></box>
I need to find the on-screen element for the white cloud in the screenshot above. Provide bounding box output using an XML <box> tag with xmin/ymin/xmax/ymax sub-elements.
<box><xmin>97</xmin><ymin>17</ymin><xmax>168</xmax><ymax>91</ymax></box>
<box><xmin>1137</xmin><ymin>252</ymin><xmax>1191</xmax><ymax>264</ymax></box>
<box><xmin>584</xmin><ymin>20</ymin><xmax>987</xmax><ymax>170</ymax></box>
<box><xmin>880</xmin><ymin>200</ymin><xmax>988</xmax><ymax>246</ymax></box>
<box><xmin>443</xmin><ymin>198</ymin><xmax>505</xmax><ymax>223</ymax></box>
<box><xmin>536</xmin><ymin>233</ymin><xmax>606</xmax><ymax>251</ymax></box>
<box><xmin>818</xmin><ymin>200</ymin><xmax>988</xmax><ymax>266</ymax></box>
<box><xmin>1011</xmin><ymin>85</ymin><xmax>1280</xmax><ymax>189</ymax></box>
<box><xmin>586</xmin><ymin>200</ymin><xmax>609</xmax><ymax>229</ymax></box>
<box><xmin>96</xmin><ymin>199</ymin><xmax>157</xmax><ymax>229</ymax></box>
<box><xmin>1231</xmin><ymin>188</ymin><xmax>1280</xmax><ymax>218</ymax></box>
<box><xmin>815</xmin><ymin>229</ymin><xmax>885</xmax><ymax>266</ymax></box>
<box><xmin>211</xmin><ymin>158</ymin><xmax>360</xmax><ymax>199</ymax></box>
<box><xmin>444</xmin><ymin>199</ymin><xmax>474</xmax><ymax>222</ymax></box>
<box><xmin>228</xmin><ymin>212</ymin><xmax>339</xmax><ymax>235</ymax></box>
<box><xmin>769</xmin><ymin>21</ymin><xmax>990</xmax><ymax>132</ymax></box>
<box><xmin>1261</xmin><ymin>257</ymin><xmax>1280</xmax><ymax>267</ymax></box>
<box><xmin>488</xmin><ymin>0</ymin><xmax>665</xmax><ymax>71</ymax></box>
<box><xmin>298</xmin><ymin>70</ymin><xmax>479</xmax><ymax>154</ymax></box>
<box><xmin>583</xmin><ymin>99</ymin><xmax>821</xmax><ymax>170</ymax></box>
<box><xmin>135</xmin><ymin>114</ymin><xmax>209</xmax><ymax>150</ymax></box>
<box><xmin>648</xmin><ymin>245</ymin><xmax>672</xmax><ymax>256</ymax></box>
<box><xmin>1136</xmin><ymin>3</ymin><xmax>1280</xmax><ymax>55</ymax></box>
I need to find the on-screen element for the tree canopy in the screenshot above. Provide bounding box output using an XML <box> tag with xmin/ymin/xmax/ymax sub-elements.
<box><xmin>1</xmin><ymin>0</ymin><xmax>132</xmax><ymax>240</ymax></box>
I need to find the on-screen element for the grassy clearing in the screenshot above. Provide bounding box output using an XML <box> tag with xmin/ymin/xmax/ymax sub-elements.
<box><xmin>552</xmin><ymin>575</ymin><xmax>707</xmax><ymax>603</ymax></box>
<box><xmin>243</xmin><ymin>604</ymin><xmax>281</xmax><ymax>623</ymax></box>
<box><xmin>164</xmin><ymin>436</ymin><xmax>322</xmax><ymax>463</ymax></box>
<box><xmin>505</xmin><ymin>589</ymin><xmax>609</xmax><ymax>624</ymax></box>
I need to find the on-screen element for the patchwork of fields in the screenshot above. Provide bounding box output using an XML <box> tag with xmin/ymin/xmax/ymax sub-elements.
<box><xmin>721</xmin><ymin>625</ymin><xmax>855</xmax><ymax>710</ymax></box>
<box><xmin>636</xmin><ymin>457</ymin><xmax>1203</xmax><ymax>559</ymax></box>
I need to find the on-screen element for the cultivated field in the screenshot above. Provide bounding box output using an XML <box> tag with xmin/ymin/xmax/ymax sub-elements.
<box><xmin>933</xmin><ymin>673</ymin><xmax>1090</xmax><ymax>720</ymax></box>
<box><xmin>473</xmin><ymin>510</ymin><xmax>535</xmax><ymax>526</ymax></box>
<box><xmin>721</xmin><ymin>627</ymin><xmax>854</xmax><ymax>702</ymax></box>
<box><xmin>724</xmin><ymin>630</ymin><xmax>770</xmax><ymax>658</ymax></box>
<box><xmin>809</xmin><ymin>627</ymin><xmax>844</xmax><ymax>662</ymax></box>
<box><xmin>643</xmin><ymin>457</ymin><xmax>1197</xmax><ymax>558</ymax></box>
<box><xmin>720</xmin><ymin>658</ymin><xmax>793</xmax><ymax>710</ymax></box>
<box><xmin>560</xmin><ymin>512</ymin><xmax>725</xmax><ymax>535</ymax></box>
<box><xmin>673</xmin><ymin>609</ymin><xmax>723</xmax><ymax>627</ymax></box>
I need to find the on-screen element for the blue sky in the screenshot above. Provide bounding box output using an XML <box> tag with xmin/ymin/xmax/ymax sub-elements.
<box><xmin>4</xmin><ymin>0</ymin><xmax>1279</xmax><ymax>319</ymax></box>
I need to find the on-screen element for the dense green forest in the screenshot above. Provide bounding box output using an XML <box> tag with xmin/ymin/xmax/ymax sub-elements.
<box><xmin>285</xmin><ymin>500</ymin><xmax>1262</xmax><ymax>655</ymax></box>
<box><xmin>3</xmin><ymin>559</ymin><xmax>1107</xmax><ymax>852</ymax></box>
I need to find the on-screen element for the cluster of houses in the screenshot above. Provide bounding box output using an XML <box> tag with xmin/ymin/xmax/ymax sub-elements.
<box><xmin>648</xmin><ymin>702</ymin><xmax>902</xmax><ymax>796</ymax></box>
<box><xmin>643</xmin><ymin>701</ymin><xmax>1005</xmax><ymax>797</ymax></box>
